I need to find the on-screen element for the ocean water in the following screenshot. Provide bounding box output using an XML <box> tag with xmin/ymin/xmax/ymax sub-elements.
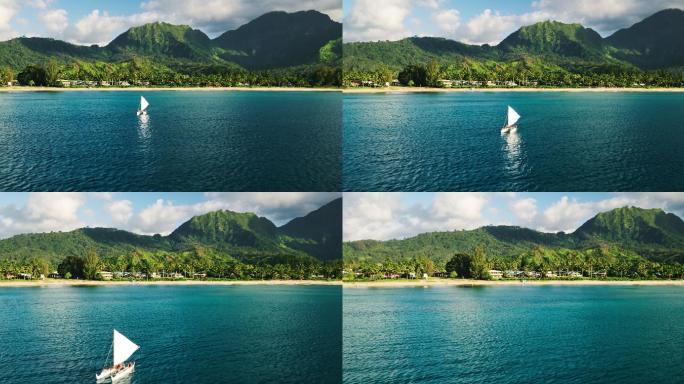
<box><xmin>0</xmin><ymin>285</ymin><xmax>341</xmax><ymax>384</ymax></box>
<box><xmin>343</xmin><ymin>286</ymin><xmax>684</xmax><ymax>384</ymax></box>
<box><xmin>0</xmin><ymin>91</ymin><xmax>341</xmax><ymax>191</ymax></box>
<box><xmin>343</xmin><ymin>92</ymin><xmax>684</xmax><ymax>191</ymax></box>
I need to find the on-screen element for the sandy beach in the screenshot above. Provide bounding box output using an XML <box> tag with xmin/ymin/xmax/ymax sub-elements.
<box><xmin>0</xmin><ymin>279</ymin><xmax>342</xmax><ymax>288</ymax></box>
<box><xmin>343</xmin><ymin>86</ymin><xmax>684</xmax><ymax>94</ymax></box>
<box><xmin>0</xmin><ymin>86</ymin><xmax>340</xmax><ymax>92</ymax></box>
<box><xmin>344</xmin><ymin>279</ymin><xmax>684</xmax><ymax>288</ymax></box>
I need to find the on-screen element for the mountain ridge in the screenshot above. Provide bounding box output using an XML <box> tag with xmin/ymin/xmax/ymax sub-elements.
<box><xmin>0</xmin><ymin>10</ymin><xmax>341</xmax><ymax>72</ymax></box>
<box><xmin>344</xmin><ymin>207</ymin><xmax>684</xmax><ymax>266</ymax></box>
<box><xmin>343</xmin><ymin>9</ymin><xmax>684</xmax><ymax>75</ymax></box>
<box><xmin>0</xmin><ymin>198</ymin><xmax>342</xmax><ymax>266</ymax></box>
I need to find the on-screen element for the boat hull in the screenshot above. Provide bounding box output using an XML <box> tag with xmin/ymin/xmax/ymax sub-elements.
<box><xmin>96</xmin><ymin>367</ymin><xmax>114</xmax><ymax>381</ymax></box>
<box><xmin>111</xmin><ymin>362</ymin><xmax>135</xmax><ymax>382</ymax></box>
<box><xmin>501</xmin><ymin>125</ymin><xmax>517</xmax><ymax>133</ymax></box>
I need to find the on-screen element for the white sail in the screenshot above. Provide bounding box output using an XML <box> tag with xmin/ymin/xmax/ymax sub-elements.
<box><xmin>139</xmin><ymin>96</ymin><xmax>149</xmax><ymax>112</ymax></box>
<box><xmin>507</xmin><ymin>106</ymin><xmax>521</xmax><ymax>127</ymax></box>
<box><xmin>112</xmin><ymin>330</ymin><xmax>139</xmax><ymax>366</ymax></box>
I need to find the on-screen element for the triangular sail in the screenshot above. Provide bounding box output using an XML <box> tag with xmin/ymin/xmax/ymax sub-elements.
<box><xmin>140</xmin><ymin>96</ymin><xmax>149</xmax><ymax>112</ymax></box>
<box><xmin>507</xmin><ymin>106</ymin><xmax>521</xmax><ymax>127</ymax></box>
<box><xmin>113</xmin><ymin>330</ymin><xmax>139</xmax><ymax>365</ymax></box>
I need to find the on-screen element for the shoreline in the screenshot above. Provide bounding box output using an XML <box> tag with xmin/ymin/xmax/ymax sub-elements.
<box><xmin>0</xmin><ymin>86</ymin><xmax>340</xmax><ymax>93</ymax></box>
<box><xmin>0</xmin><ymin>279</ymin><xmax>341</xmax><ymax>288</ymax></box>
<box><xmin>344</xmin><ymin>279</ymin><xmax>684</xmax><ymax>288</ymax></box>
<box><xmin>343</xmin><ymin>86</ymin><xmax>684</xmax><ymax>94</ymax></box>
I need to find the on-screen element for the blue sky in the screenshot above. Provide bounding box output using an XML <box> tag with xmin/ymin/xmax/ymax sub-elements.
<box><xmin>343</xmin><ymin>0</ymin><xmax>684</xmax><ymax>44</ymax></box>
<box><xmin>0</xmin><ymin>0</ymin><xmax>342</xmax><ymax>45</ymax></box>
<box><xmin>0</xmin><ymin>192</ymin><xmax>340</xmax><ymax>239</ymax></box>
<box><xmin>344</xmin><ymin>192</ymin><xmax>684</xmax><ymax>241</ymax></box>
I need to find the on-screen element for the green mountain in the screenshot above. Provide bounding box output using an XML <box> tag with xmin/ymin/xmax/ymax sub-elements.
<box><xmin>170</xmin><ymin>210</ymin><xmax>280</xmax><ymax>249</ymax></box>
<box><xmin>498</xmin><ymin>21</ymin><xmax>606</xmax><ymax>59</ymax></box>
<box><xmin>606</xmin><ymin>9</ymin><xmax>684</xmax><ymax>69</ymax></box>
<box><xmin>106</xmin><ymin>22</ymin><xmax>214</xmax><ymax>62</ymax></box>
<box><xmin>344</xmin><ymin>207</ymin><xmax>684</xmax><ymax>266</ymax></box>
<box><xmin>0</xmin><ymin>10</ymin><xmax>340</xmax><ymax>73</ymax></box>
<box><xmin>214</xmin><ymin>10</ymin><xmax>342</xmax><ymax>69</ymax></box>
<box><xmin>280</xmin><ymin>198</ymin><xmax>342</xmax><ymax>261</ymax></box>
<box><xmin>343</xmin><ymin>9</ymin><xmax>684</xmax><ymax>77</ymax></box>
<box><xmin>0</xmin><ymin>199</ymin><xmax>342</xmax><ymax>267</ymax></box>
<box><xmin>575</xmin><ymin>207</ymin><xmax>684</xmax><ymax>247</ymax></box>
<box><xmin>344</xmin><ymin>37</ymin><xmax>498</xmax><ymax>72</ymax></box>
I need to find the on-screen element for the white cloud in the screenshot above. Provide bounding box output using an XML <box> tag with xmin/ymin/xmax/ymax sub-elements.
<box><xmin>0</xmin><ymin>0</ymin><xmax>20</xmax><ymax>41</ymax></box>
<box><xmin>344</xmin><ymin>0</ymin><xmax>412</xmax><ymax>42</ymax></box>
<box><xmin>434</xmin><ymin>9</ymin><xmax>460</xmax><ymax>36</ymax></box>
<box><xmin>105</xmin><ymin>200</ymin><xmax>134</xmax><ymax>225</ymax></box>
<box><xmin>133</xmin><ymin>199</ymin><xmax>192</xmax><ymax>235</ymax></box>
<box><xmin>0</xmin><ymin>193</ymin><xmax>86</xmax><ymax>238</ymax></box>
<box><xmin>432</xmin><ymin>192</ymin><xmax>487</xmax><ymax>221</ymax></box>
<box><xmin>343</xmin><ymin>193</ymin><xmax>405</xmax><ymax>241</ymax></box>
<box><xmin>39</xmin><ymin>8</ymin><xmax>68</xmax><ymax>34</ymax></box>
<box><xmin>510</xmin><ymin>198</ymin><xmax>538</xmax><ymax>222</ymax></box>
<box><xmin>344</xmin><ymin>192</ymin><xmax>493</xmax><ymax>241</ymax></box>
<box><xmin>26</xmin><ymin>0</ymin><xmax>53</xmax><ymax>10</ymax></box>
<box><xmin>457</xmin><ymin>9</ymin><xmax>548</xmax><ymax>45</ymax></box>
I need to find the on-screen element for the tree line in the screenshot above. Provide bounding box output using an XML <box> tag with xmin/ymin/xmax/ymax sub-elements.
<box><xmin>0</xmin><ymin>248</ymin><xmax>342</xmax><ymax>281</ymax></box>
<box><xmin>344</xmin><ymin>59</ymin><xmax>684</xmax><ymax>88</ymax></box>
<box><xmin>0</xmin><ymin>59</ymin><xmax>341</xmax><ymax>88</ymax></box>
<box><xmin>344</xmin><ymin>245</ymin><xmax>684</xmax><ymax>281</ymax></box>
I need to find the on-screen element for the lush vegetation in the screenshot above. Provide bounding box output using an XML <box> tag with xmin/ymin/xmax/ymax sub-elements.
<box><xmin>343</xmin><ymin>9</ymin><xmax>684</xmax><ymax>88</ymax></box>
<box><xmin>1</xmin><ymin>248</ymin><xmax>342</xmax><ymax>281</ymax></box>
<box><xmin>344</xmin><ymin>207</ymin><xmax>684</xmax><ymax>281</ymax></box>
<box><xmin>0</xmin><ymin>199</ymin><xmax>342</xmax><ymax>281</ymax></box>
<box><xmin>0</xmin><ymin>11</ymin><xmax>342</xmax><ymax>88</ymax></box>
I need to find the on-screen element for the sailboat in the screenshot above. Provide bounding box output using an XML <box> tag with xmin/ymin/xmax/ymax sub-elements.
<box><xmin>96</xmin><ymin>330</ymin><xmax>139</xmax><ymax>382</ymax></box>
<box><xmin>137</xmin><ymin>96</ymin><xmax>149</xmax><ymax>116</ymax></box>
<box><xmin>502</xmin><ymin>105</ymin><xmax>521</xmax><ymax>133</ymax></box>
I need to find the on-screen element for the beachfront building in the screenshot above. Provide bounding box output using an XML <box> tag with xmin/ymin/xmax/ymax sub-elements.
<box><xmin>438</xmin><ymin>79</ymin><xmax>454</xmax><ymax>88</ymax></box>
<box><xmin>98</xmin><ymin>271</ymin><xmax>113</xmax><ymax>280</ymax></box>
<box><xmin>504</xmin><ymin>270</ymin><xmax>524</xmax><ymax>278</ymax></box>
<box><xmin>544</xmin><ymin>271</ymin><xmax>558</xmax><ymax>278</ymax></box>
<box><xmin>489</xmin><ymin>270</ymin><xmax>504</xmax><ymax>279</ymax></box>
<box><xmin>193</xmin><ymin>273</ymin><xmax>207</xmax><ymax>279</ymax></box>
<box><xmin>48</xmin><ymin>272</ymin><xmax>61</xmax><ymax>279</ymax></box>
<box><xmin>18</xmin><ymin>273</ymin><xmax>32</xmax><ymax>280</ymax></box>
